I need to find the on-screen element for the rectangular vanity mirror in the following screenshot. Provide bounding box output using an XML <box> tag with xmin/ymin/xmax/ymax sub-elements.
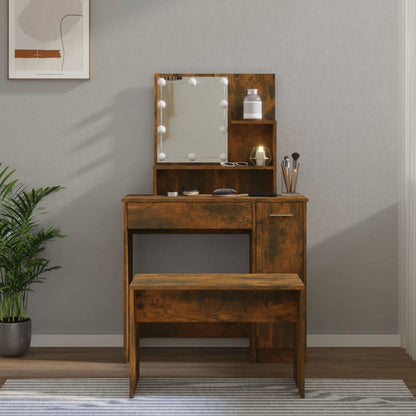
<box><xmin>156</xmin><ymin>75</ymin><xmax>228</xmax><ymax>163</ymax></box>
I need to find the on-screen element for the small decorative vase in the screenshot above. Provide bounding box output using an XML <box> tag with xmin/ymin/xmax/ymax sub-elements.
<box><xmin>0</xmin><ymin>318</ymin><xmax>31</xmax><ymax>357</ymax></box>
<box><xmin>243</xmin><ymin>89</ymin><xmax>262</xmax><ymax>119</ymax></box>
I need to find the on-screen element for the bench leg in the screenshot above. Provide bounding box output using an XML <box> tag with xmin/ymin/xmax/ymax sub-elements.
<box><xmin>129</xmin><ymin>290</ymin><xmax>140</xmax><ymax>398</ymax></box>
<box><xmin>293</xmin><ymin>291</ymin><xmax>305</xmax><ymax>398</ymax></box>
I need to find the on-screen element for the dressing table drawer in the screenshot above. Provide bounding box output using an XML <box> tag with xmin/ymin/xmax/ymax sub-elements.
<box><xmin>127</xmin><ymin>202</ymin><xmax>253</xmax><ymax>230</ymax></box>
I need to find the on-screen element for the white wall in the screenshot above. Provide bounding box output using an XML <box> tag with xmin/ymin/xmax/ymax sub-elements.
<box><xmin>0</xmin><ymin>0</ymin><xmax>400</xmax><ymax>341</ymax></box>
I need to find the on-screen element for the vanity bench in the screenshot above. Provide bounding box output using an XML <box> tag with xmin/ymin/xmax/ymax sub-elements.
<box><xmin>129</xmin><ymin>272</ymin><xmax>305</xmax><ymax>398</ymax></box>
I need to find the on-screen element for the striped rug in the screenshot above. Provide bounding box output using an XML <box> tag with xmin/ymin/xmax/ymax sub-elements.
<box><xmin>0</xmin><ymin>378</ymin><xmax>415</xmax><ymax>415</ymax></box>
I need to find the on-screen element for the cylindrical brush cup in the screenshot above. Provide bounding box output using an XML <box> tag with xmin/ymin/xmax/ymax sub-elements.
<box><xmin>280</xmin><ymin>158</ymin><xmax>300</xmax><ymax>195</ymax></box>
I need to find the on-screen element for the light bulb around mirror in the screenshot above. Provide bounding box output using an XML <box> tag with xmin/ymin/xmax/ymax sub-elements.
<box><xmin>188</xmin><ymin>77</ymin><xmax>197</xmax><ymax>86</ymax></box>
<box><xmin>157</xmin><ymin>125</ymin><xmax>166</xmax><ymax>134</ymax></box>
<box><xmin>157</xmin><ymin>77</ymin><xmax>166</xmax><ymax>86</ymax></box>
<box><xmin>219</xmin><ymin>152</ymin><xmax>227</xmax><ymax>161</ymax></box>
<box><xmin>219</xmin><ymin>100</ymin><xmax>228</xmax><ymax>108</ymax></box>
<box><xmin>157</xmin><ymin>100</ymin><xmax>166</xmax><ymax>109</ymax></box>
<box><xmin>158</xmin><ymin>152</ymin><xmax>166</xmax><ymax>161</ymax></box>
<box><xmin>188</xmin><ymin>152</ymin><xmax>196</xmax><ymax>161</ymax></box>
<box><xmin>219</xmin><ymin>126</ymin><xmax>227</xmax><ymax>134</ymax></box>
<box><xmin>220</xmin><ymin>77</ymin><xmax>228</xmax><ymax>86</ymax></box>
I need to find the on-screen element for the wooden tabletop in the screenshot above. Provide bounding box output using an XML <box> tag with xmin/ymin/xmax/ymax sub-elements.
<box><xmin>130</xmin><ymin>273</ymin><xmax>304</xmax><ymax>291</ymax></box>
<box><xmin>122</xmin><ymin>194</ymin><xmax>309</xmax><ymax>203</ymax></box>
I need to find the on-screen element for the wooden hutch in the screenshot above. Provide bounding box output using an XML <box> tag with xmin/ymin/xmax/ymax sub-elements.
<box><xmin>122</xmin><ymin>73</ymin><xmax>307</xmax><ymax>363</ymax></box>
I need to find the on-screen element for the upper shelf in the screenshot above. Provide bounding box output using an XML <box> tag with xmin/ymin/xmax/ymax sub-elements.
<box><xmin>231</xmin><ymin>120</ymin><xmax>276</xmax><ymax>125</ymax></box>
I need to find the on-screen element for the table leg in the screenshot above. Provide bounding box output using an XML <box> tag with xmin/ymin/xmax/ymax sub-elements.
<box><xmin>129</xmin><ymin>289</ymin><xmax>140</xmax><ymax>398</ymax></box>
<box><xmin>124</xmin><ymin>229</ymin><xmax>133</xmax><ymax>363</ymax></box>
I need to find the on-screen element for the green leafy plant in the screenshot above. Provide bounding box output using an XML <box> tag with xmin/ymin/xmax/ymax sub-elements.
<box><xmin>0</xmin><ymin>163</ymin><xmax>65</xmax><ymax>323</ymax></box>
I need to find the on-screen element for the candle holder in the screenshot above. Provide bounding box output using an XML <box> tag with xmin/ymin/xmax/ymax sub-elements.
<box><xmin>249</xmin><ymin>146</ymin><xmax>272</xmax><ymax>166</ymax></box>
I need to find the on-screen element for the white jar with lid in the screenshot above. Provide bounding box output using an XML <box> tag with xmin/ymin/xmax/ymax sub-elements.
<box><xmin>243</xmin><ymin>89</ymin><xmax>262</xmax><ymax>119</ymax></box>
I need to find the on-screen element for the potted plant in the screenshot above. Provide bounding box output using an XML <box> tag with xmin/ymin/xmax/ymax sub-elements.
<box><xmin>0</xmin><ymin>163</ymin><xmax>65</xmax><ymax>357</ymax></box>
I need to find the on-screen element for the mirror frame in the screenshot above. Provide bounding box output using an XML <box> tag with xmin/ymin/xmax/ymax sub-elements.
<box><xmin>154</xmin><ymin>73</ymin><xmax>229</xmax><ymax>164</ymax></box>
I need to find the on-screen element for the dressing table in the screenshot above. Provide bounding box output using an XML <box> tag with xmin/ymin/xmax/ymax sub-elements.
<box><xmin>122</xmin><ymin>74</ymin><xmax>308</xmax><ymax>363</ymax></box>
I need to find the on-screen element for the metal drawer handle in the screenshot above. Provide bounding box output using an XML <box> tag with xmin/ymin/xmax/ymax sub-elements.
<box><xmin>269</xmin><ymin>213</ymin><xmax>294</xmax><ymax>217</ymax></box>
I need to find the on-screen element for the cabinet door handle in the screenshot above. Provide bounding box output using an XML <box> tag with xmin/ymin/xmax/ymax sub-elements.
<box><xmin>269</xmin><ymin>213</ymin><xmax>294</xmax><ymax>217</ymax></box>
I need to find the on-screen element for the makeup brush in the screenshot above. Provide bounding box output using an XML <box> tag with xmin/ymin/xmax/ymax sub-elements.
<box><xmin>282</xmin><ymin>156</ymin><xmax>291</xmax><ymax>193</ymax></box>
<box><xmin>291</xmin><ymin>152</ymin><xmax>300</xmax><ymax>169</ymax></box>
<box><xmin>290</xmin><ymin>153</ymin><xmax>300</xmax><ymax>193</ymax></box>
<box><xmin>284</xmin><ymin>156</ymin><xmax>290</xmax><ymax>168</ymax></box>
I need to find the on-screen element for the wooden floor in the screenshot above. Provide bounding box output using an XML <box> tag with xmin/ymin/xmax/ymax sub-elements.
<box><xmin>1</xmin><ymin>347</ymin><xmax>415</xmax><ymax>395</ymax></box>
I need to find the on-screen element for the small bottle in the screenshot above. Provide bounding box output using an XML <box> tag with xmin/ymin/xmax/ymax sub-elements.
<box><xmin>243</xmin><ymin>89</ymin><xmax>262</xmax><ymax>119</ymax></box>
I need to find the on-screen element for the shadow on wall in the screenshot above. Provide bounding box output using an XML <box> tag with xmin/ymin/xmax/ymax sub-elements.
<box><xmin>54</xmin><ymin>85</ymin><xmax>155</xmax><ymax>295</ymax></box>
<box><xmin>307</xmin><ymin>203</ymin><xmax>398</xmax><ymax>335</ymax></box>
<box><xmin>27</xmin><ymin>87</ymin><xmax>155</xmax><ymax>333</ymax></box>
<box><xmin>63</xmin><ymin>86</ymin><xmax>153</xmax><ymax>194</ymax></box>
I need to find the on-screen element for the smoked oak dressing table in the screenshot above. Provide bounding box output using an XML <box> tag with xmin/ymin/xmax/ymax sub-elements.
<box><xmin>122</xmin><ymin>74</ymin><xmax>308</xmax><ymax>364</ymax></box>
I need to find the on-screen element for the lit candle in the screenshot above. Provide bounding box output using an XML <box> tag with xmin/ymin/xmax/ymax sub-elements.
<box><xmin>255</xmin><ymin>145</ymin><xmax>266</xmax><ymax>166</ymax></box>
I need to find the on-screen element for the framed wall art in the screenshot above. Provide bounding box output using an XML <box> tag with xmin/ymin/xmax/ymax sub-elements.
<box><xmin>8</xmin><ymin>0</ymin><xmax>90</xmax><ymax>80</ymax></box>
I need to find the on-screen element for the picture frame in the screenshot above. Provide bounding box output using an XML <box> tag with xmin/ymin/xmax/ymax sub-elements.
<box><xmin>8</xmin><ymin>0</ymin><xmax>90</xmax><ymax>80</ymax></box>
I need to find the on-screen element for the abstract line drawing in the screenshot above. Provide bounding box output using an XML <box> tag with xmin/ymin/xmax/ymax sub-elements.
<box><xmin>60</xmin><ymin>14</ymin><xmax>83</xmax><ymax>71</ymax></box>
<box><xmin>8</xmin><ymin>0</ymin><xmax>90</xmax><ymax>79</ymax></box>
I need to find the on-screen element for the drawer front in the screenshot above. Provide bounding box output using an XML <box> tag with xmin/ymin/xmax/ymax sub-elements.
<box><xmin>127</xmin><ymin>202</ymin><xmax>252</xmax><ymax>229</ymax></box>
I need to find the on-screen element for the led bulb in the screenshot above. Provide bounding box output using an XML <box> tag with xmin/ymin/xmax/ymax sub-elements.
<box><xmin>157</xmin><ymin>100</ymin><xmax>166</xmax><ymax>109</ymax></box>
<box><xmin>255</xmin><ymin>145</ymin><xmax>266</xmax><ymax>166</ymax></box>
<box><xmin>219</xmin><ymin>153</ymin><xmax>227</xmax><ymax>161</ymax></box>
<box><xmin>188</xmin><ymin>152</ymin><xmax>196</xmax><ymax>161</ymax></box>
<box><xmin>219</xmin><ymin>126</ymin><xmax>227</xmax><ymax>134</ymax></box>
<box><xmin>157</xmin><ymin>125</ymin><xmax>166</xmax><ymax>134</ymax></box>
<box><xmin>220</xmin><ymin>77</ymin><xmax>228</xmax><ymax>86</ymax></box>
<box><xmin>219</xmin><ymin>100</ymin><xmax>228</xmax><ymax>108</ymax></box>
<box><xmin>158</xmin><ymin>152</ymin><xmax>166</xmax><ymax>161</ymax></box>
<box><xmin>157</xmin><ymin>77</ymin><xmax>166</xmax><ymax>86</ymax></box>
<box><xmin>188</xmin><ymin>77</ymin><xmax>197</xmax><ymax>86</ymax></box>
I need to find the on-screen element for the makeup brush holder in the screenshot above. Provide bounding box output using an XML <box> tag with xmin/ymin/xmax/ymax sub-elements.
<box><xmin>280</xmin><ymin>167</ymin><xmax>300</xmax><ymax>195</ymax></box>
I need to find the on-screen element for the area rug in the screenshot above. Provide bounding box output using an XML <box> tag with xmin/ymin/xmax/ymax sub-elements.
<box><xmin>0</xmin><ymin>378</ymin><xmax>415</xmax><ymax>415</ymax></box>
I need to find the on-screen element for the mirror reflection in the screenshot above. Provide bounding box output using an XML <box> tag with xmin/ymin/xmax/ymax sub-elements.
<box><xmin>156</xmin><ymin>76</ymin><xmax>228</xmax><ymax>163</ymax></box>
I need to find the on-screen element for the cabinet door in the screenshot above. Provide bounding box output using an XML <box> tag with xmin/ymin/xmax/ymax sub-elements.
<box><xmin>255</xmin><ymin>202</ymin><xmax>306</xmax><ymax>351</ymax></box>
<box><xmin>255</xmin><ymin>202</ymin><xmax>306</xmax><ymax>277</ymax></box>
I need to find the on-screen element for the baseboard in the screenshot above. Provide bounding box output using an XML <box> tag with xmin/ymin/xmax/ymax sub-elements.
<box><xmin>307</xmin><ymin>335</ymin><xmax>401</xmax><ymax>347</ymax></box>
<box><xmin>30</xmin><ymin>335</ymin><xmax>124</xmax><ymax>348</ymax></box>
<box><xmin>31</xmin><ymin>334</ymin><xmax>401</xmax><ymax>348</ymax></box>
